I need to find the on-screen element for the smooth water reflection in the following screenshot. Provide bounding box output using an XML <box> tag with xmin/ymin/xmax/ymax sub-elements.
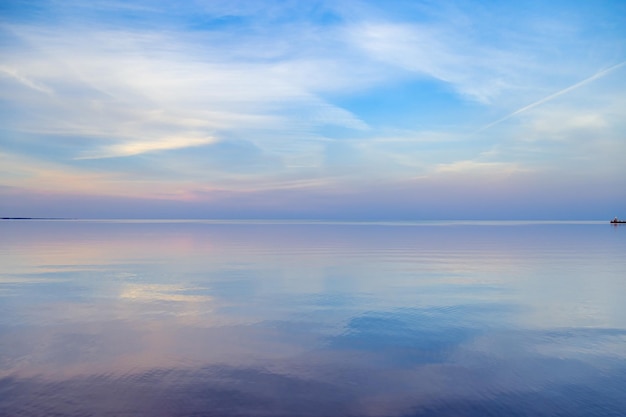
<box><xmin>1</xmin><ymin>220</ymin><xmax>625</xmax><ymax>416</ymax></box>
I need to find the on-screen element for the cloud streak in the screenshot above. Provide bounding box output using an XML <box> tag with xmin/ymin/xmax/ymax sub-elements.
<box><xmin>77</xmin><ymin>135</ymin><xmax>218</xmax><ymax>159</ymax></box>
<box><xmin>476</xmin><ymin>61</ymin><xmax>626</xmax><ymax>133</ymax></box>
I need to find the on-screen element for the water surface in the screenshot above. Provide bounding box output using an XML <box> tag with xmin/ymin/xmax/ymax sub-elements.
<box><xmin>1</xmin><ymin>220</ymin><xmax>625</xmax><ymax>416</ymax></box>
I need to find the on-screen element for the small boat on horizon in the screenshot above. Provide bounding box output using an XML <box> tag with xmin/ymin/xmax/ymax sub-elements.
<box><xmin>611</xmin><ymin>217</ymin><xmax>626</xmax><ymax>224</ymax></box>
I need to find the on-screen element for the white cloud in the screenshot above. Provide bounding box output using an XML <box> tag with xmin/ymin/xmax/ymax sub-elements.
<box><xmin>78</xmin><ymin>135</ymin><xmax>218</xmax><ymax>159</ymax></box>
<box><xmin>345</xmin><ymin>21</ymin><xmax>520</xmax><ymax>103</ymax></box>
<box><xmin>435</xmin><ymin>160</ymin><xmax>525</xmax><ymax>176</ymax></box>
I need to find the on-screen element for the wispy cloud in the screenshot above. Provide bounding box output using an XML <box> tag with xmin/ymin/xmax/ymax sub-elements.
<box><xmin>1</xmin><ymin>22</ymin><xmax>370</xmax><ymax>163</ymax></box>
<box><xmin>77</xmin><ymin>135</ymin><xmax>218</xmax><ymax>159</ymax></box>
<box><xmin>435</xmin><ymin>160</ymin><xmax>526</xmax><ymax>176</ymax></box>
<box><xmin>345</xmin><ymin>18</ymin><xmax>532</xmax><ymax>104</ymax></box>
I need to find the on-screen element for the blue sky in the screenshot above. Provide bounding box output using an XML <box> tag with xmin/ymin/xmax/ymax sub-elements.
<box><xmin>1</xmin><ymin>0</ymin><xmax>625</xmax><ymax>219</ymax></box>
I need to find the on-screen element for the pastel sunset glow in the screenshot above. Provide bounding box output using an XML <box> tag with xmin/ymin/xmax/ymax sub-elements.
<box><xmin>1</xmin><ymin>0</ymin><xmax>625</xmax><ymax>219</ymax></box>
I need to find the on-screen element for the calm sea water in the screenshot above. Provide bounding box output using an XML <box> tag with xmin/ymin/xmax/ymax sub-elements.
<box><xmin>0</xmin><ymin>220</ymin><xmax>625</xmax><ymax>416</ymax></box>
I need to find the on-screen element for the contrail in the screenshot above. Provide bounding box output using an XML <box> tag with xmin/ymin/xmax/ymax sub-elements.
<box><xmin>475</xmin><ymin>61</ymin><xmax>626</xmax><ymax>134</ymax></box>
<box><xmin>0</xmin><ymin>65</ymin><xmax>53</xmax><ymax>95</ymax></box>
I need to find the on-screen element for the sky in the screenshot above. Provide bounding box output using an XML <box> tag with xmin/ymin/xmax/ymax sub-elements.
<box><xmin>1</xmin><ymin>0</ymin><xmax>625</xmax><ymax>220</ymax></box>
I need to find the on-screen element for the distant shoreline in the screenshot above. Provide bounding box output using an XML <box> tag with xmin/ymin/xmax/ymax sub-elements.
<box><xmin>1</xmin><ymin>217</ymin><xmax>75</xmax><ymax>220</ymax></box>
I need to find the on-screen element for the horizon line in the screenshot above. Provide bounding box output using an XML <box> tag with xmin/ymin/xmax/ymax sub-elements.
<box><xmin>1</xmin><ymin>217</ymin><xmax>614</xmax><ymax>224</ymax></box>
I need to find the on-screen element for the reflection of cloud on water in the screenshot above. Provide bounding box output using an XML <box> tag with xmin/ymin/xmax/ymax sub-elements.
<box><xmin>114</xmin><ymin>271</ymin><xmax>138</xmax><ymax>280</ymax></box>
<box><xmin>120</xmin><ymin>284</ymin><xmax>213</xmax><ymax>303</ymax></box>
<box><xmin>1</xmin><ymin>301</ymin><xmax>626</xmax><ymax>415</ymax></box>
<box><xmin>322</xmin><ymin>305</ymin><xmax>515</xmax><ymax>365</ymax></box>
